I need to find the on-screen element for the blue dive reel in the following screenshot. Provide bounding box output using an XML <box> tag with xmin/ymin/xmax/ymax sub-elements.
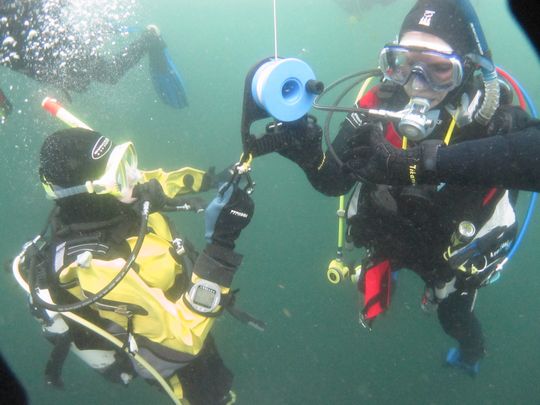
<box><xmin>240</xmin><ymin>57</ymin><xmax>323</xmax><ymax>157</ymax></box>
<box><xmin>251</xmin><ymin>58</ymin><xmax>320</xmax><ymax>122</ymax></box>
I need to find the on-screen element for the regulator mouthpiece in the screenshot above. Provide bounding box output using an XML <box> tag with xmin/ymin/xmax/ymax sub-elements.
<box><xmin>251</xmin><ymin>58</ymin><xmax>318</xmax><ymax>122</ymax></box>
<box><xmin>397</xmin><ymin>97</ymin><xmax>436</xmax><ymax>141</ymax></box>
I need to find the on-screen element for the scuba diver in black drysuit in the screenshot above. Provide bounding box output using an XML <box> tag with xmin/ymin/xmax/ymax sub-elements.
<box><xmin>251</xmin><ymin>0</ymin><xmax>526</xmax><ymax>375</ymax></box>
<box><xmin>0</xmin><ymin>0</ymin><xmax>170</xmax><ymax>121</ymax></box>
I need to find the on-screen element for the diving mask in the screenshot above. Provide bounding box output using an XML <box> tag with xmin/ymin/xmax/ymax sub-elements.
<box><xmin>42</xmin><ymin>142</ymin><xmax>142</xmax><ymax>203</ymax></box>
<box><xmin>379</xmin><ymin>45</ymin><xmax>464</xmax><ymax>92</ymax></box>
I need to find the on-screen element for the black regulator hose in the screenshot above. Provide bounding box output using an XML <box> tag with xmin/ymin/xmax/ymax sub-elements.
<box><xmin>322</xmin><ymin>76</ymin><xmax>368</xmax><ymax>168</ymax></box>
<box><xmin>29</xmin><ymin>201</ymin><xmax>151</xmax><ymax>313</ymax></box>
<box><xmin>312</xmin><ymin>69</ymin><xmax>382</xmax><ymax>113</ymax></box>
<box><xmin>313</xmin><ymin>69</ymin><xmax>382</xmax><ymax>169</ymax></box>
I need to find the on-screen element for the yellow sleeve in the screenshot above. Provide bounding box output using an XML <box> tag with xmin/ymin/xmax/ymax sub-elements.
<box><xmin>141</xmin><ymin>167</ymin><xmax>207</xmax><ymax>198</ymax></box>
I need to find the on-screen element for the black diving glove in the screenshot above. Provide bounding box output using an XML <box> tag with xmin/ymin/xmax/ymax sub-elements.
<box><xmin>200</xmin><ymin>165</ymin><xmax>233</xmax><ymax>191</ymax></box>
<box><xmin>487</xmin><ymin>104</ymin><xmax>532</xmax><ymax>136</ymax></box>
<box><xmin>205</xmin><ymin>183</ymin><xmax>254</xmax><ymax>249</ymax></box>
<box><xmin>132</xmin><ymin>178</ymin><xmax>167</xmax><ymax>212</ymax></box>
<box><xmin>273</xmin><ymin>115</ymin><xmax>324</xmax><ymax>170</ymax></box>
<box><xmin>356</xmin><ymin>130</ymin><xmax>442</xmax><ymax>185</ymax></box>
<box><xmin>338</xmin><ymin>121</ymin><xmax>382</xmax><ymax>172</ymax></box>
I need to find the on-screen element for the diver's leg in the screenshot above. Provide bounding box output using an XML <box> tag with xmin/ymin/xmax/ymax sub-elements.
<box><xmin>91</xmin><ymin>30</ymin><xmax>158</xmax><ymax>85</ymax></box>
<box><xmin>44</xmin><ymin>331</ymin><xmax>72</xmax><ymax>388</ymax></box>
<box><xmin>437</xmin><ymin>289</ymin><xmax>485</xmax><ymax>364</ymax></box>
<box><xmin>175</xmin><ymin>334</ymin><xmax>234</xmax><ymax>405</ymax></box>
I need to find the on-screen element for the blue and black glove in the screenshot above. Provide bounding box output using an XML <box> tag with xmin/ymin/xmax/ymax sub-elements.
<box><xmin>205</xmin><ymin>183</ymin><xmax>254</xmax><ymax>249</ymax></box>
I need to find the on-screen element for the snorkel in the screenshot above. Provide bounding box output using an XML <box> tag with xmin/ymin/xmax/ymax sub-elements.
<box><xmin>465</xmin><ymin>54</ymin><xmax>500</xmax><ymax>126</ymax></box>
<box><xmin>439</xmin><ymin>0</ymin><xmax>500</xmax><ymax>127</ymax></box>
<box><xmin>465</xmin><ymin>58</ymin><xmax>499</xmax><ymax>127</ymax></box>
<box><xmin>466</xmin><ymin>0</ymin><xmax>500</xmax><ymax>125</ymax></box>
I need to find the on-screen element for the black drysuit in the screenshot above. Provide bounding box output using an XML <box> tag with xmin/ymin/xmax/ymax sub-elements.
<box><xmin>280</xmin><ymin>82</ymin><xmax>519</xmax><ymax>364</ymax></box>
<box><xmin>1</xmin><ymin>0</ymin><xmax>153</xmax><ymax>93</ymax></box>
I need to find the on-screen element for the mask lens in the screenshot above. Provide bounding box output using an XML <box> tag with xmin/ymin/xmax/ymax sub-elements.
<box><xmin>96</xmin><ymin>142</ymin><xmax>139</xmax><ymax>198</ymax></box>
<box><xmin>416</xmin><ymin>51</ymin><xmax>457</xmax><ymax>89</ymax></box>
<box><xmin>116</xmin><ymin>166</ymin><xmax>127</xmax><ymax>192</ymax></box>
<box><xmin>380</xmin><ymin>47</ymin><xmax>411</xmax><ymax>85</ymax></box>
<box><xmin>117</xmin><ymin>143</ymin><xmax>140</xmax><ymax>194</ymax></box>
<box><xmin>380</xmin><ymin>46</ymin><xmax>462</xmax><ymax>91</ymax></box>
<box><xmin>123</xmin><ymin>144</ymin><xmax>138</xmax><ymax>171</ymax></box>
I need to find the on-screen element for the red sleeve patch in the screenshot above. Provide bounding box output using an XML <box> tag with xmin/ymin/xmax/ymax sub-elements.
<box><xmin>357</xmin><ymin>88</ymin><xmax>379</xmax><ymax>109</ymax></box>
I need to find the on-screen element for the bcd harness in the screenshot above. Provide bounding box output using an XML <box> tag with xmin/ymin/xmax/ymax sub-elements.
<box><xmin>22</xmin><ymin>208</ymin><xmax>263</xmax><ymax>392</ymax></box>
<box><xmin>345</xmin><ymin>83</ymin><xmax>517</xmax><ymax>327</ymax></box>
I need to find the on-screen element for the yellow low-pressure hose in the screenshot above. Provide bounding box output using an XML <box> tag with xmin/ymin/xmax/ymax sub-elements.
<box><xmin>335</xmin><ymin>75</ymin><xmax>376</xmax><ymax>250</ymax></box>
<box><xmin>337</xmin><ymin>195</ymin><xmax>345</xmax><ymax>252</ymax></box>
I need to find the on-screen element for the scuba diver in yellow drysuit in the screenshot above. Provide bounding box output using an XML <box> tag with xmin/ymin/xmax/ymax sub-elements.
<box><xmin>13</xmin><ymin>127</ymin><xmax>256</xmax><ymax>404</ymax></box>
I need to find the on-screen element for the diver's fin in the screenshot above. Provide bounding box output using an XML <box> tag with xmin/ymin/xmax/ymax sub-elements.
<box><xmin>148</xmin><ymin>39</ymin><xmax>188</xmax><ymax>109</ymax></box>
<box><xmin>445</xmin><ymin>347</ymin><xmax>480</xmax><ymax>376</ymax></box>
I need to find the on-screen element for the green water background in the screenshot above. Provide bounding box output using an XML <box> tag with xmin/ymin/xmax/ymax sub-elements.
<box><xmin>1</xmin><ymin>0</ymin><xmax>539</xmax><ymax>403</ymax></box>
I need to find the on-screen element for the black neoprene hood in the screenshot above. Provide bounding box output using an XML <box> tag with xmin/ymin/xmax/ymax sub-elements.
<box><xmin>40</xmin><ymin>128</ymin><xmax>114</xmax><ymax>188</ymax></box>
<box><xmin>399</xmin><ymin>0</ymin><xmax>490</xmax><ymax>57</ymax></box>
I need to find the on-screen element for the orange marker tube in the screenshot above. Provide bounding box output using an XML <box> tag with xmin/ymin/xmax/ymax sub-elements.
<box><xmin>42</xmin><ymin>97</ymin><xmax>92</xmax><ymax>130</ymax></box>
